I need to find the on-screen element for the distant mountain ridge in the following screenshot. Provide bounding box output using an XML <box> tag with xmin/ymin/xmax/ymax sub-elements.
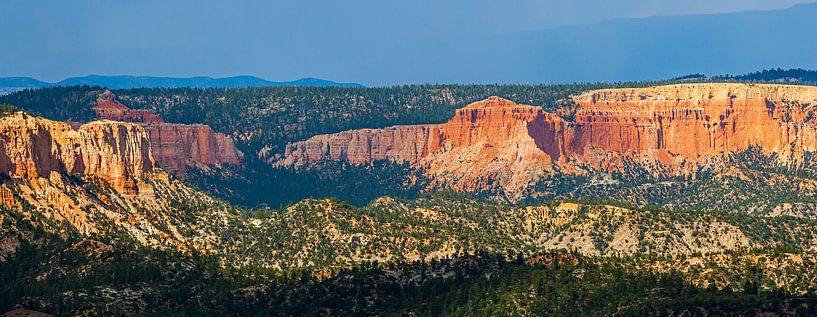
<box><xmin>0</xmin><ymin>75</ymin><xmax>363</xmax><ymax>94</ymax></box>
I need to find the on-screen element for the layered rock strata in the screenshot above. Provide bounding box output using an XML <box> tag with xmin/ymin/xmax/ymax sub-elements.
<box><xmin>0</xmin><ymin>112</ymin><xmax>237</xmax><ymax>250</ymax></box>
<box><xmin>93</xmin><ymin>91</ymin><xmax>242</xmax><ymax>175</ymax></box>
<box><xmin>278</xmin><ymin>84</ymin><xmax>817</xmax><ymax>196</ymax></box>
<box><xmin>566</xmin><ymin>83</ymin><xmax>817</xmax><ymax>171</ymax></box>
<box><xmin>0</xmin><ymin>112</ymin><xmax>153</xmax><ymax>192</ymax></box>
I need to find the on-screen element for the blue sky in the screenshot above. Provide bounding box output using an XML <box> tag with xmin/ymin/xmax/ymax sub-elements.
<box><xmin>1</xmin><ymin>0</ymin><xmax>815</xmax><ymax>85</ymax></box>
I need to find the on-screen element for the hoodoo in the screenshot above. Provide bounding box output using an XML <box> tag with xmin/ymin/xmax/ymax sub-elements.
<box><xmin>279</xmin><ymin>83</ymin><xmax>817</xmax><ymax>197</ymax></box>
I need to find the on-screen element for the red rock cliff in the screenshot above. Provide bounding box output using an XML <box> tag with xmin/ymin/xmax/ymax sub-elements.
<box><xmin>92</xmin><ymin>91</ymin><xmax>242</xmax><ymax>175</ymax></box>
<box><xmin>568</xmin><ymin>84</ymin><xmax>817</xmax><ymax>162</ymax></box>
<box><xmin>0</xmin><ymin>112</ymin><xmax>154</xmax><ymax>192</ymax></box>
<box><xmin>279</xmin><ymin>96</ymin><xmax>557</xmax><ymax>196</ymax></box>
<box><xmin>278</xmin><ymin>84</ymin><xmax>817</xmax><ymax>197</ymax></box>
<box><xmin>279</xmin><ymin>96</ymin><xmax>549</xmax><ymax>166</ymax></box>
<box><xmin>146</xmin><ymin>124</ymin><xmax>242</xmax><ymax>172</ymax></box>
<box><xmin>275</xmin><ymin>125</ymin><xmax>444</xmax><ymax>165</ymax></box>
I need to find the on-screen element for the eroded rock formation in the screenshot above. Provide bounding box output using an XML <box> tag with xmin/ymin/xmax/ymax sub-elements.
<box><xmin>566</xmin><ymin>83</ymin><xmax>817</xmax><ymax>172</ymax></box>
<box><xmin>278</xmin><ymin>83</ymin><xmax>817</xmax><ymax>198</ymax></box>
<box><xmin>94</xmin><ymin>90</ymin><xmax>165</xmax><ymax>124</ymax></box>
<box><xmin>147</xmin><ymin>124</ymin><xmax>242</xmax><ymax>172</ymax></box>
<box><xmin>0</xmin><ymin>112</ymin><xmax>153</xmax><ymax>192</ymax></box>
<box><xmin>93</xmin><ymin>91</ymin><xmax>242</xmax><ymax>175</ymax></box>
<box><xmin>278</xmin><ymin>96</ymin><xmax>560</xmax><ymax>196</ymax></box>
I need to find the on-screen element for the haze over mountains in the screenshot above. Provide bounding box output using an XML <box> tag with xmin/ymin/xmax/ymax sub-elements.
<box><xmin>422</xmin><ymin>2</ymin><xmax>817</xmax><ymax>84</ymax></box>
<box><xmin>509</xmin><ymin>2</ymin><xmax>817</xmax><ymax>83</ymax></box>
<box><xmin>0</xmin><ymin>75</ymin><xmax>363</xmax><ymax>95</ymax></box>
<box><xmin>2</xmin><ymin>2</ymin><xmax>817</xmax><ymax>85</ymax></box>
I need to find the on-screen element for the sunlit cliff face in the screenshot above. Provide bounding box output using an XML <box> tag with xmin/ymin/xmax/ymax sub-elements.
<box><xmin>278</xmin><ymin>84</ymin><xmax>817</xmax><ymax>198</ymax></box>
<box><xmin>93</xmin><ymin>91</ymin><xmax>243</xmax><ymax>176</ymax></box>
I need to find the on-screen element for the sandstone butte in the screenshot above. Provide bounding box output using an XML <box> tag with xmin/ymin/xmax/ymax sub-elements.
<box><xmin>277</xmin><ymin>83</ymin><xmax>817</xmax><ymax>198</ymax></box>
<box><xmin>93</xmin><ymin>91</ymin><xmax>242</xmax><ymax>175</ymax></box>
<box><xmin>0</xmin><ymin>112</ymin><xmax>153</xmax><ymax>193</ymax></box>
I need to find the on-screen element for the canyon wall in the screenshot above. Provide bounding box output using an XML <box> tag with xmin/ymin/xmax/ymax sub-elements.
<box><xmin>0</xmin><ymin>112</ymin><xmax>153</xmax><ymax>192</ymax></box>
<box><xmin>278</xmin><ymin>84</ymin><xmax>817</xmax><ymax>196</ymax></box>
<box><xmin>146</xmin><ymin>124</ymin><xmax>242</xmax><ymax>172</ymax></box>
<box><xmin>420</xmin><ymin>97</ymin><xmax>558</xmax><ymax>194</ymax></box>
<box><xmin>279</xmin><ymin>96</ymin><xmax>559</xmax><ymax>196</ymax></box>
<box><xmin>566</xmin><ymin>83</ymin><xmax>817</xmax><ymax>171</ymax></box>
<box><xmin>93</xmin><ymin>91</ymin><xmax>242</xmax><ymax>175</ymax></box>
<box><xmin>276</xmin><ymin>125</ymin><xmax>444</xmax><ymax>166</ymax></box>
<box><xmin>280</xmin><ymin>96</ymin><xmax>549</xmax><ymax>166</ymax></box>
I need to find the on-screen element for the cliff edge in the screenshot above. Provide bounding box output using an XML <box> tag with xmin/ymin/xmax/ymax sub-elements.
<box><xmin>277</xmin><ymin>83</ymin><xmax>817</xmax><ymax>199</ymax></box>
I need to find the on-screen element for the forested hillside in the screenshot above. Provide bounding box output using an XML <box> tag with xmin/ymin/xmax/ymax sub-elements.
<box><xmin>725</xmin><ymin>68</ymin><xmax>817</xmax><ymax>84</ymax></box>
<box><xmin>5</xmin><ymin>192</ymin><xmax>817</xmax><ymax>315</ymax></box>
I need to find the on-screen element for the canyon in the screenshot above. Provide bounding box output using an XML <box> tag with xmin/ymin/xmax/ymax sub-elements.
<box><xmin>93</xmin><ymin>90</ymin><xmax>242</xmax><ymax>175</ymax></box>
<box><xmin>278</xmin><ymin>83</ymin><xmax>817</xmax><ymax>198</ymax></box>
<box><xmin>6</xmin><ymin>82</ymin><xmax>817</xmax><ymax>315</ymax></box>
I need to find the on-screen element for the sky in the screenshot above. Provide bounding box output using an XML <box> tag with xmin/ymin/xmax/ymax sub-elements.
<box><xmin>1</xmin><ymin>0</ymin><xmax>815</xmax><ymax>85</ymax></box>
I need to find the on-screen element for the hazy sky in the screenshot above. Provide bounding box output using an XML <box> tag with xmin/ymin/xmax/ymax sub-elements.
<box><xmin>1</xmin><ymin>0</ymin><xmax>815</xmax><ymax>84</ymax></box>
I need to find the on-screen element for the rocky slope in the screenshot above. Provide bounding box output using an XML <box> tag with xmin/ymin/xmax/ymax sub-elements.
<box><xmin>255</xmin><ymin>197</ymin><xmax>817</xmax><ymax>270</ymax></box>
<box><xmin>0</xmin><ymin>113</ymin><xmax>239</xmax><ymax>251</ymax></box>
<box><xmin>279</xmin><ymin>83</ymin><xmax>817</xmax><ymax>199</ymax></box>
<box><xmin>93</xmin><ymin>91</ymin><xmax>242</xmax><ymax>175</ymax></box>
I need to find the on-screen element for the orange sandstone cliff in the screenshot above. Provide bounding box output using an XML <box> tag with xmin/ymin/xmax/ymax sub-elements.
<box><xmin>565</xmin><ymin>83</ymin><xmax>817</xmax><ymax>171</ymax></box>
<box><xmin>146</xmin><ymin>124</ymin><xmax>242</xmax><ymax>173</ymax></box>
<box><xmin>0</xmin><ymin>112</ymin><xmax>153</xmax><ymax>192</ymax></box>
<box><xmin>278</xmin><ymin>83</ymin><xmax>817</xmax><ymax>198</ymax></box>
<box><xmin>277</xmin><ymin>96</ymin><xmax>560</xmax><ymax>196</ymax></box>
<box><xmin>94</xmin><ymin>90</ymin><xmax>164</xmax><ymax>124</ymax></box>
<box><xmin>93</xmin><ymin>91</ymin><xmax>242</xmax><ymax>175</ymax></box>
<box><xmin>0</xmin><ymin>112</ymin><xmax>236</xmax><ymax>248</ymax></box>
